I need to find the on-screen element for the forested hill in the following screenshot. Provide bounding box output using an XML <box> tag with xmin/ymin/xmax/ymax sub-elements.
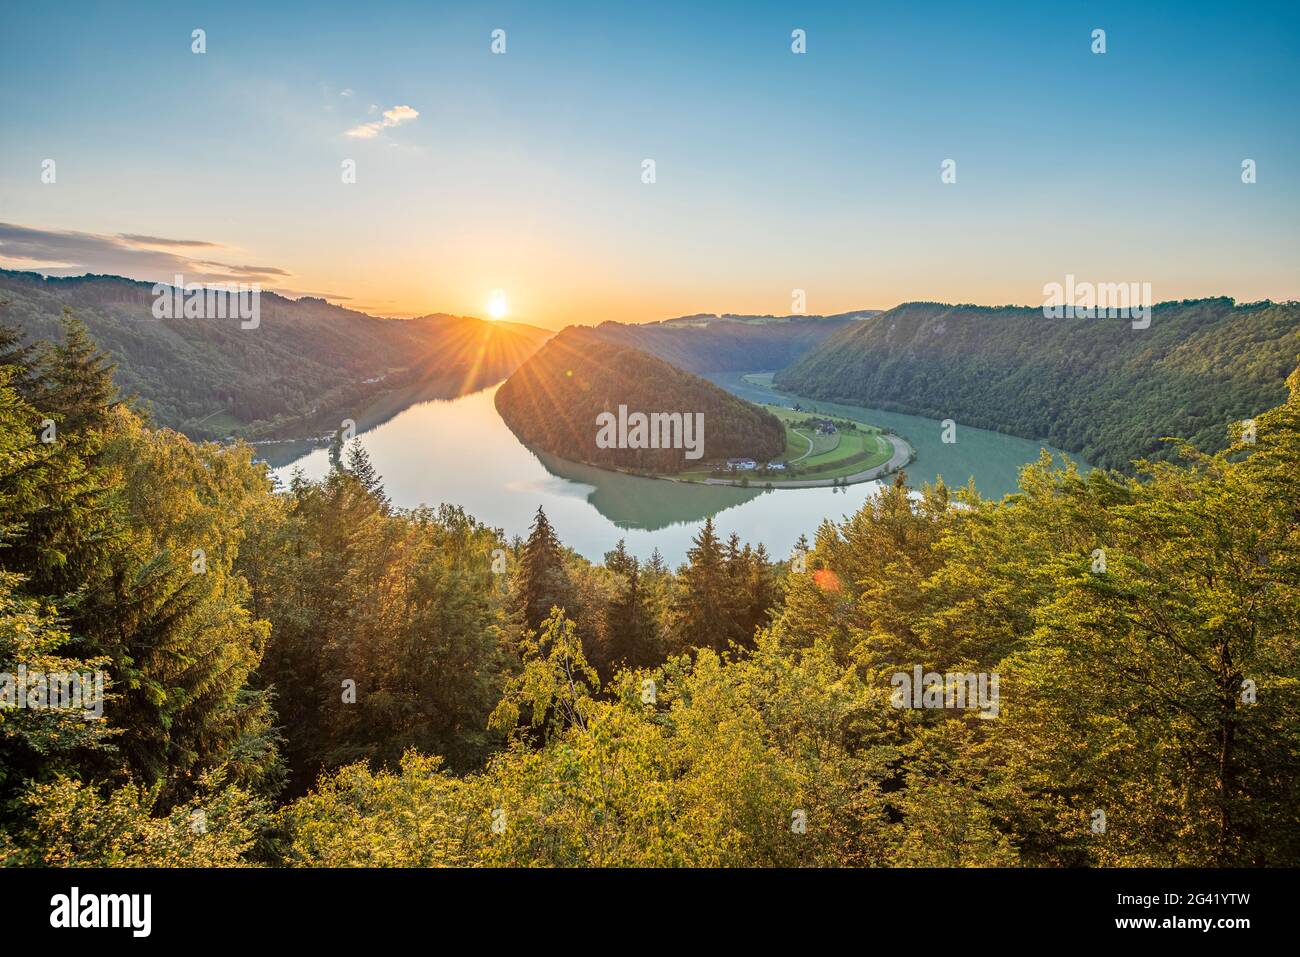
<box><xmin>495</xmin><ymin>326</ymin><xmax>786</xmax><ymax>472</ymax></box>
<box><xmin>0</xmin><ymin>270</ymin><xmax>551</xmax><ymax>440</ymax></box>
<box><xmin>581</xmin><ymin>311</ymin><xmax>876</xmax><ymax>373</ymax></box>
<box><xmin>774</xmin><ymin>298</ymin><xmax>1300</xmax><ymax>471</ymax></box>
<box><xmin>4</xmin><ymin>313</ymin><xmax>1298</xmax><ymax>867</ymax></box>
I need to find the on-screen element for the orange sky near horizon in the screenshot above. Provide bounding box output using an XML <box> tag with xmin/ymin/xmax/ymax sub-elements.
<box><xmin>322</xmin><ymin>262</ymin><xmax>1299</xmax><ymax>330</ymax></box>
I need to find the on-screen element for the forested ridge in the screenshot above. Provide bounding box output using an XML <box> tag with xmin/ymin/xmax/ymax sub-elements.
<box><xmin>580</xmin><ymin>312</ymin><xmax>871</xmax><ymax>373</ymax></box>
<box><xmin>1</xmin><ymin>317</ymin><xmax>1298</xmax><ymax>867</ymax></box>
<box><xmin>0</xmin><ymin>270</ymin><xmax>550</xmax><ymax>441</ymax></box>
<box><xmin>494</xmin><ymin>327</ymin><xmax>787</xmax><ymax>471</ymax></box>
<box><xmin>775</xmin><ymin>298</ymin><xmax>1300</xmax><ymax>471</ymax></box>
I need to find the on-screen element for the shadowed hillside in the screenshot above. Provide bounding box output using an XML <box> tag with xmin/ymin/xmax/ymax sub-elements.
<box><xmin>0</xmin><ymin>270</ymin><xmax>551</xmax><ymax>439</ymax></box>
<box><xmin>775</xmin><ymin>298</ymin><xmax>1300</xmax><ymax>471</ymax></box>
<box><xmin>495</xmin><ymin>326</ymin><xmax>785</xmax><ymax>472</ymax></box>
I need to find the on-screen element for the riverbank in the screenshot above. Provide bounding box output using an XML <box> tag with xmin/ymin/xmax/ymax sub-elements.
<box><xmin>271</xmin><ymin>378</ymin><xmax>1091</xmax><ymax>563</ymax></box>
<box><xmin>535</xmin><ymin>412</ymin><xmax>916</xmax><ymax>490</ymax></box>
<box><xmin>698</xmin><ymin>432</ymin><xmax>913</xmax><ymax>487</ymax></box>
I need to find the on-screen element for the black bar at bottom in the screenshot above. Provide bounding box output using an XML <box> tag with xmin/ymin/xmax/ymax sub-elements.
<box><xmin>0</xmin><ymin>866</ymin><xmax>1283</xmax><ymax>942</ymax></box>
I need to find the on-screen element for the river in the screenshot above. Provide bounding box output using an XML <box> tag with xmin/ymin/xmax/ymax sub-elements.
<box><xmin>271</xmin><ymin>372</ymin><xmax>1088</xmax><ymax>565</ymax></box>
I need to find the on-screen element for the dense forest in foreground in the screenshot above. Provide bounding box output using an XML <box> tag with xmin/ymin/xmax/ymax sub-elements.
<box><xmin>0</xmin><ymin>270</ymin><xmax>550</xmax><ymax>441</ymax></box>
<box><xmin>1</xmin><ymin>316</ymin><xmax>1298</xmax><ymax>867</ymax></box>
<box><xmin>495</xmin><ymin>326</ymin><xmax>786</xmax><ymax>472</ymax></box>
<box><xmin>776</xmin><ymin>298</ymin><xmax>1300</xmax><ymax>471</ymax></box>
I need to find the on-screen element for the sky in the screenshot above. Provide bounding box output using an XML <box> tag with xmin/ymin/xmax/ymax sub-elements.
<box><xmin>1</xmin><ymin>0</ymin><xmax>1297</xmax><ymax>329</ymax></box>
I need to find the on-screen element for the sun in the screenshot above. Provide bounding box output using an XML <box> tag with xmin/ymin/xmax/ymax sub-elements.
<box><xmin>487</xmin><ymin>290</ymin><xmax>509</xmax><ymax>320</ymax></box>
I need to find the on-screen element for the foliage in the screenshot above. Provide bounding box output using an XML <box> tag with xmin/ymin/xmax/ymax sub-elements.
<box><xmin>2</xmin><ymin>315</ymin><xmax>1298</xmax><ymax>868</ymax></box>
<box><xmin>6</xmin><ymin>769</ymin><xmax>268</xmax><ymax>866</ymax></box>
<box><xmin>775</xmin><ymin>298</ymin><xmax>1300</xmax><ymax>471</ymax></box>
<box><xmin>495</xmin><ymin>327</ymin><xmax>786</xmax><ymax>472</ymax></box>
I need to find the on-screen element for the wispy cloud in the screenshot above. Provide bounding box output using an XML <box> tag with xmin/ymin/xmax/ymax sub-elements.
<box><xmin>192</xmin><ymin>259</ymin><xmax>292</xmax><ymax>278</ymax></box>
<box><xmin>344</xmin><ymin>104</ymin><xmax>419</xmax><ymax>139</ymax></box>
<box><xmin>116</xmin><ymin>233</ymin><xmax>220</xmax><ymax>248</ymax></box>
<box><xmin>0</xmin><ymin>223</ymin><xmax>291</xmax><ymax>286</ymax></box>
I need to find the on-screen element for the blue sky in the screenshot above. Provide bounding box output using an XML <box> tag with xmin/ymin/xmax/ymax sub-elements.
<box><xmin>1</xmin><ymin>0</ymin><xmax>1296</xmax><ymax>326</ymax></box>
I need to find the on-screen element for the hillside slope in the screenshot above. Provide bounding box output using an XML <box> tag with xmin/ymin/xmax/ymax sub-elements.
<box><xmin>774</xmin><ymin>298</ymin><xmax>1300</xmax><ymax>471</ymax></box>
<box><xmin>0</xmin><ymin>270</ymin><xmax>550</xmax><ymax>439</ymax></box>
<box><xmin>583</xmin><ymin>311</ymin><xmax>875</xmax><ymax>373</ymax></box>
<box><xmin>495</xmin><ymin>327</ymin><xmax>785</xmax><ymax>472</ymax></box>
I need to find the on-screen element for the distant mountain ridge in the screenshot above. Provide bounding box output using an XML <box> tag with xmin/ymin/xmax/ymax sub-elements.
<box><xmin>0</xmin><ymin>269</ymin><xmax>551</xmax><ymax>440</ymax></box>
<box><xmin>775</xmin><ymin>297</ymin><xmax>1300</xmax><ymax>471</ymax></box>
<box><xmin>660</xmin><ymin>310</ymin><xmax>882</xmax><ymax>325</ymax></box>
<box><xmin>15</xmin><ymin>267</ymin><xmax>1287</xmax><ymax>474</ymax></box>
<box><xmin>577</xmin><ymin>310</ymin><xmax>875</xmax><ymax>373</ymax></box>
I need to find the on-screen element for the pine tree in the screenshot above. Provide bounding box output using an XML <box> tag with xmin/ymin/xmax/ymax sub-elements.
<box><xmin>793</xmin><ymin>533</ymin><xmax>811</xmax><ymax>561</ymax></box>
<box><xmin>0</xmin><ymin>320</ymin><xmax>36</xmax><ymax>396</ymax></box>
<box><xmin>345</xmin><ymin>442</ymin><xmax>390</xmax><ymax>512</ymax></box>
<box><xmin>71</xmin><ymin>417</ymin><xmax>282</xmax><ymax>798</ymax></box>
<box><xmin>39</xmin><ymin>309</ymin><xmax>118</xmax><ymax>434</ymax></box>
<box><xmin>328</xmin><ymin>427</ymin><xmax>345</xmax><ymax>470</ymax></box>
<box><xmin>515</xmin><ymin>506</ymin><xmax>572</xmax><ymax>631</ymax></box>
<box><xmin>672</xmin><ymin>516</ymin><xmax>731</xmax><ymax>651</ymax></box>
<box><xmin>603</xmin><ymin>539</ymin><xmax>658</xmax><ymax>672</ymax></box>
<box><xmin>722</xmin><ymin>534</ymin><xmax>752</xmax><ymax>646</ymax></box>
<box><xmin>744</xmin><ymin>542</ymin><xmax>776</xmax><ymax>640</ymax></box>
<box><xmin>0</xmin><ymin>360</ymin><xmax>111</xmax><ymax>597</ymax></box>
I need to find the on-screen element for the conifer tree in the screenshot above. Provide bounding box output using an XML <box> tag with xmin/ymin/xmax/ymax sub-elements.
<box><xmin>603</xmin><ymin>539</ymin><xmax>658</xmax><ymax>671</ymax></box>
<box><xmin>345</xmin><ymin>442</ymin><xmax>390</xmax><ymax>512</ymax></box>
<box><xmin>328</xmin><ymin>427</ymin><xmax>345</xmax><ymax>470</ymax></box>
<box><xmin>672</xmin><ymin>516</ymin><xmax>731</xmax><ymax>651</ymax></box>
<box><xmin>0</xmin><ymin>319</ymin><xmax>36</xmax><ymax>396</ymax></box>
<box><xmin>515</xmin><ymin>506</ymin><xmax>572</xmax><ymax>631</ymax></box>
<box><xmin>39</xmin><ymin>310</ymin><xmax>118</xmax><ymax>434</ymax></box>
<box><xmin>744</xmin><ymin>542</ymin><xmax>776</xmax><ymax>638</ymax></box>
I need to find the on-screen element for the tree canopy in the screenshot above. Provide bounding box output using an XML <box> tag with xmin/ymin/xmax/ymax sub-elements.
<box><xmin>1</xmin><ymin>316</ymin><xmax>1297</xmax><ymax>868</ymax></box>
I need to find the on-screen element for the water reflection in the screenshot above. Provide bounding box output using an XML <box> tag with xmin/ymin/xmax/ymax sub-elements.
<box><xmin>530</xmin><ymin>448</ymin><xmax>765</xmax><ymax>530</ymax></box>
<box><xmin>705</xmin><ymin>372</ymin><xmax>1089</xmax><ymax>501</ymax></box>
<box><xmin>272</xmin><ymin>375</ymin><xmax>1089</xmax><ymax>564</ymax></box>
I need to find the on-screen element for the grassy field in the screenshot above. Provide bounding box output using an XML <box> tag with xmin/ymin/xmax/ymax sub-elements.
<box><xmin>780</xmin><ymin>428</ymin><xmax>811</xmax><ymax>461</ymax></box>
<box><xmin>185</xmin><ymin>409</ymin><xmax>244</xmax><ymax>435</ymax></box>
<box><xmin>666</xmin><ymin>404</ymin><xmax>898</xmax><ymax>483</ymax></box>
